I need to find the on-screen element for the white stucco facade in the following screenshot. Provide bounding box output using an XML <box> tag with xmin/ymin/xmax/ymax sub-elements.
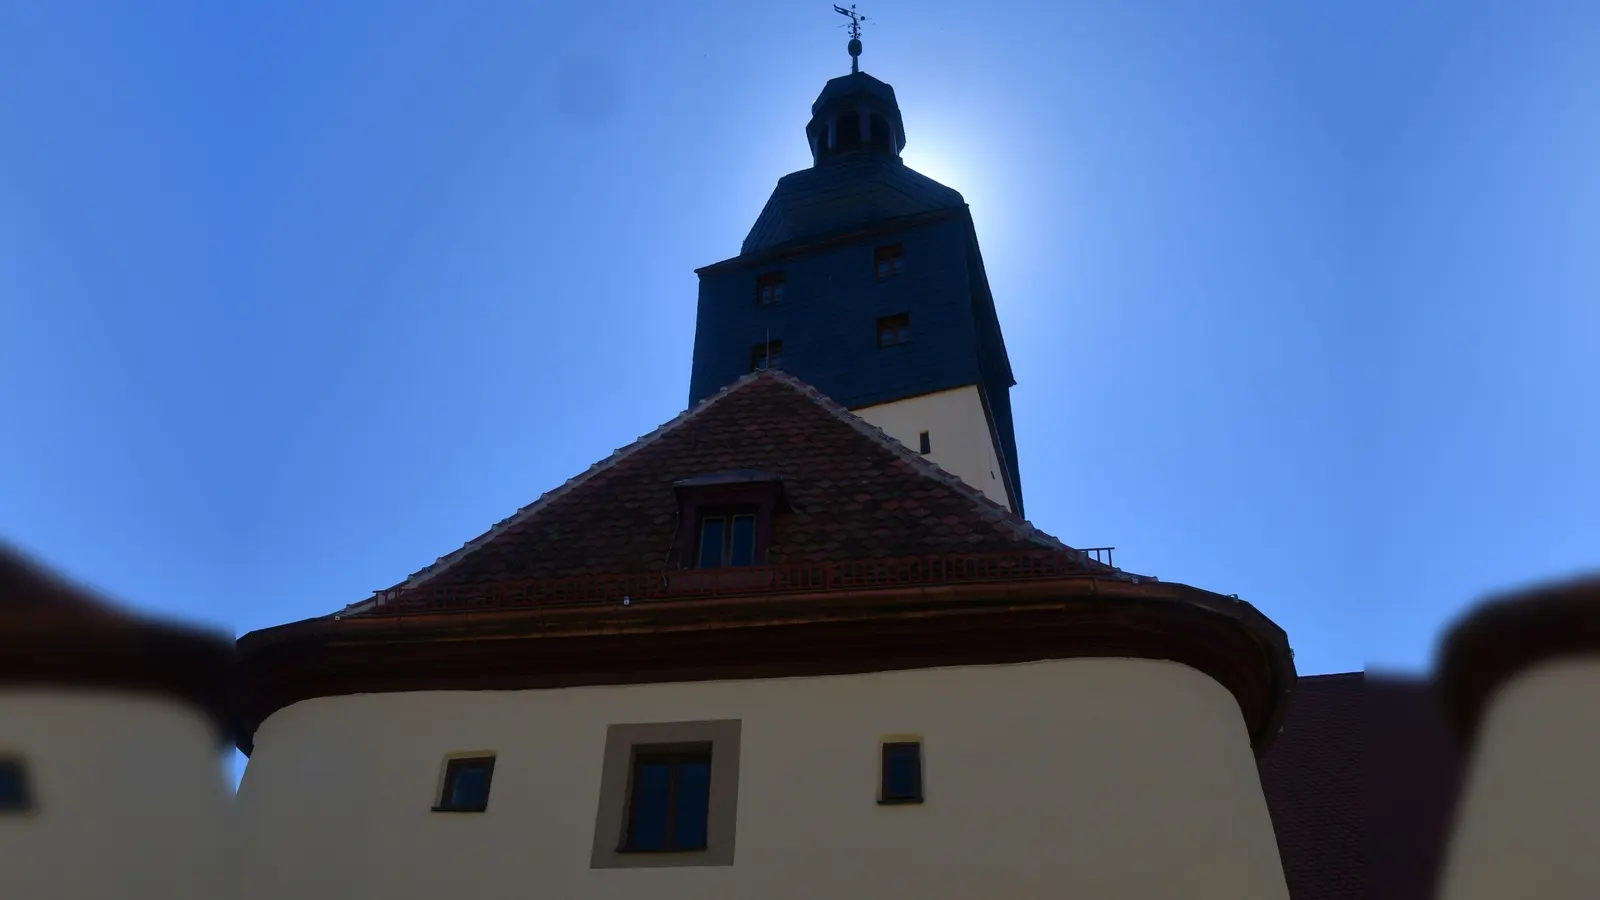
<box><xmin>853</xmin><ymin>384</ymin><xmax>1012</xmax><ymax>510</ymax></box>
<box><xmin>1438</xmin><ymin>656</ymin><xmax>1600</xmax><ymax>900</ymax></box>
<box><xmin>236</xmin><ymin>657</ymin><xmax>1289</xmax><ymax>900</ymax></box>
<box><xmin>0</xmin><ymin>689</ymin><xmax>230</xmax><ymax>900</ymax></box>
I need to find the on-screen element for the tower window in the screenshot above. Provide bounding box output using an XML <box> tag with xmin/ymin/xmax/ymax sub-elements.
<box><xmin>434</xmin><ymin>755</ymin><xmax>496</xmax><ymax>812</ymax></box>
<box><xmin>875</xmin><ymin>244</ymin><xmax>905</xmax><ymax>278</ymax></box>
<box><xmin>834</xmin><ymin>111</ymin><xmax>861</xmax><ymax>151</ymax></box>
<box><xmin>756</xmin><ymin>272</ymin><xmax>785</xmax><ymax>306</ymax></box>
<box><xmin>623</xmin><ymin>747</ymin><xmax>714</xmax><ymax>853</ymax></box>
<box><xmin>697</xmin><ymin>511</ymin><xmax>758</xmax><ymax>568</ymax></box>
<box><xmin>877</xmin><ymin>314</ymin><xmax>911</xmax><ymax>348</ymax></box>
<box><xmin>0</xmin><ymin>757</ymin><xmax>32</xmax><ymax>813</ymax></box>
<box><xmin>869</xmin><ymin>113</ymin><xmax>892</xmax><ymax>151</ymax></box>
<box><xmin>879</xmin><ymin>741</ymin><xmax>924</xmax><ymax>804</ymax></box>
<box><xmin>750</xmin><ymin>340</ymin><xmax>783</xmax><ymax>371</ymax></box>
<box><xmin>918</xmin><ymin>431</ymin><xmax>931</xmax><ymax>455</ymax></box>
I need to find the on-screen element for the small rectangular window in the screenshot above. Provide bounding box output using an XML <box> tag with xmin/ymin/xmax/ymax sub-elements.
<box><xmin>0</xmin><ymin>757</ymin><xmax>32</xmax><ymax>813</ymax></box>
<box><xmin>918</xmin><ymin>431</ymin><xmax>931</xmax><ymax>455</ymax></box>
<box><xmin>875</xmin><ymin>244</ymin><xmax>905</xmax><ymax>278</ymax></box>
<box><xmin>756</xmin><ymin>272</ymin><xmax>785</xmax><ymax>306</ymax></box>
<box><xmin>624</xmin><ymin>749</ymin><xmax>713</xmax><ymax>852</ymax></box>
<box><xmin>697</xmin><ymin>513</ymin><xmax>758</xmax><ymax>568</ymax></box>
<box><xmin>750</xmin><ymin>340</ymin><xmax>783</xmax><ymax>371</ymax></box>
<box><xmin>880</xmin><ymin>741</ymin><xmax>923</xmax><ymax>804</ymax></box>
<box><xmin>434</xmin><ymin>756</ymin><xmax>496</xmax><ymax>812</ymax></box>
<box><xmin>877</xmin><ymin>314</ymin><xmax>911</xmax><ymax>349</ymax></box>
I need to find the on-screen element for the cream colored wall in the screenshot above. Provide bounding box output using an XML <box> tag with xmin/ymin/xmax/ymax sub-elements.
<box><xmin>853</xmin><ymin>385</ymin><xmax>1011</xmax><ymax>511</ymax></box>
<box><xmin>1438</xmin><ymin>656</ymin><xmax>1600</xmax><ymax>900</ymax></box>
<box><xmin>237</xmin><ymin>658</ymin><xmax>1289</xmax><ymax>900</ymax></box>
<box><xmin>0</xmin><ymin>690</ymin><xmax>230</xmax><ymax>900</ymax></box>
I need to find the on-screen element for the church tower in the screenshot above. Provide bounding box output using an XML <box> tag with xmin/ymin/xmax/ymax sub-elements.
<box><xmin>687</xmin><ymin>33</ymin><xmax>1024</xmax><ymax>514</ymax></box>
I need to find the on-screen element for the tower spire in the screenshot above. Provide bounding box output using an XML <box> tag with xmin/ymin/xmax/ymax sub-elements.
<box><xmin>833</xmin><ymin>4</ymin><xmax>867</xmax><ymax>74</ymax></box>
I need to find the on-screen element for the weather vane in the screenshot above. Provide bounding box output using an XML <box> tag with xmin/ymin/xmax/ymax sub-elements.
<box><xmin>833</xmin><ymin>4</ymin><xmax>868</xmax><ymax>74</ymax></box>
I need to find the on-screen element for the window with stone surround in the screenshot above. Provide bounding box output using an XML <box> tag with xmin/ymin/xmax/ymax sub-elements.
<box><xmin>591</xmin><ymin>720</ymin><xmax>742</xmax><ymax>869</ymax></box>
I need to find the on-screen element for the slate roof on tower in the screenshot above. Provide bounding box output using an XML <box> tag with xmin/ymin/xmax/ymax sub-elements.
<box><xmin>741</xmin><ymin>153</ymin><xmax>966</xmax><ymax>256</ymax></box>
<box><xmin>366</xmin><ymin>368</ymin><xmax>1116</xmax><ymax>608</ymax></box>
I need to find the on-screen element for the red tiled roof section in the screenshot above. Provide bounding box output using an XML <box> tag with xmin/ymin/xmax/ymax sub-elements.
<box><xmin>1258</xmin><ymin>673</ymin><xmax>1364</xmax><ymax>900</ymax></box>
<box><xmin>1364</xmin><ymin>675</ymin><xmax>1465</xmax><ymax>900</ymax></box>
<box><xmin>1259</xmin><ymin>672</ymin><xmax>1467</xmax><ymax>900</ymax></box>
<box><xmin>415</xmin><ymin>370</ymin><xmax>1063</xmax><ymax>588</ymax></box>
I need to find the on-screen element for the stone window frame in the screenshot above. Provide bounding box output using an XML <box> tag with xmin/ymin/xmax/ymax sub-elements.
<box><xmin>590</xmin><ymin>719</ymin><xmax>741</xmax><ymax>869</ymax></box>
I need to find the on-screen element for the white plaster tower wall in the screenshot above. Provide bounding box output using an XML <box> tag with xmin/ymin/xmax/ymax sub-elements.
<box><xmin>854</xmin><ymin>384</ymin><xmax>1011</xmax><ymax>510</ymax></box>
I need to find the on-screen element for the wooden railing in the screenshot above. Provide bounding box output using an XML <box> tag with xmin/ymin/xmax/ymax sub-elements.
<box><xmin>354</xmin><ymin>548</ymin><xmax>1119</xmax><ymax>617</ymax></box>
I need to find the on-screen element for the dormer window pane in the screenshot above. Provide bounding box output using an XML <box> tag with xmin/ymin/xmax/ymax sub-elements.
<box><xmin>728</xmin><ymin>515</ymin><xmax>756</xmax><ymax>566</ymax></box>
<box><xmin>697</xmin><ymin>518</ymin><xmax>727</xmax><ymax>569</ymax></box>
<box><xmin>694</xmin><ymin>511</ymin><xmax>760</xmax><ymax>568</ymax></box>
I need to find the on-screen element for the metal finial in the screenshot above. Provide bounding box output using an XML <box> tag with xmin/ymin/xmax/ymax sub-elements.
<box><xmin>833</xmin><ymin>4</ymin><xmax>867</xmax><ymax>73</ymax></box>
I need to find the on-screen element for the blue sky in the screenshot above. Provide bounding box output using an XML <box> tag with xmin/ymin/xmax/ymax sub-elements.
<box><xmin>3</xmin><ymin>1</ymin><xmax>1596</xmax><ymax>779</ymax></box>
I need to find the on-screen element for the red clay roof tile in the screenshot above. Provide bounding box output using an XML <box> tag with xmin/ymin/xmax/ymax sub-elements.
<box><xmin>378</xmin><ymin>369</ymin><xmax>1089</xmax><ymax>598</ymax></box>
<box><xmin>1259</xmin><ymin>672</ymin><xmax>1466</xmax><ymax>900</ymax></box>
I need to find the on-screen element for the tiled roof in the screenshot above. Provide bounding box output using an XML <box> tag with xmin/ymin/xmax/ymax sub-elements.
<box><xmin>1259</xmin><ymin>672</ymin><xmax>1467</xmax><ymax>900</ymax></box>
<box><xmin>1259</xmin><ymin>673</ymin><xmax>1364</xmax><ymax>900</ymax></box>
<box><xmin>381</xmin><ymin>369</ymin><xmax>1089</xmax><ymax>599</ymax></box>
<box><xmin>741</xmin><ymin>154</ymin><xmax>965</xmax><ymax>255</ymax></box>
<box><xmin>1364</xmin><ymin>675</ymin><xmax>1465</xmax><ymax>900</ymax></box>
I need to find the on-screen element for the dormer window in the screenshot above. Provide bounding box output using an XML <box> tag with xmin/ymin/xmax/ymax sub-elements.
<box><xmin>751</xmin><ymin>340</ymin><xmax>783</xmax><ymax>371</ymax></box>
<box><xmin>756</xmin><ymin>272</ymin><xmax>785</xmax><ymax>306</ymax></box>
<box><xmin>671</xmin><ymin>470</ymin><xmax>786</xmax><ymax>573</ymax></box>
<box><xmin>875</xmin><ymin>244</ymin><xmax>905</xmax><ymax>278</ymax></box>
<box><xmin>696</xmin><ymin>510</ymin><xmax>757</xmax><ymax>568</ymax></box>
